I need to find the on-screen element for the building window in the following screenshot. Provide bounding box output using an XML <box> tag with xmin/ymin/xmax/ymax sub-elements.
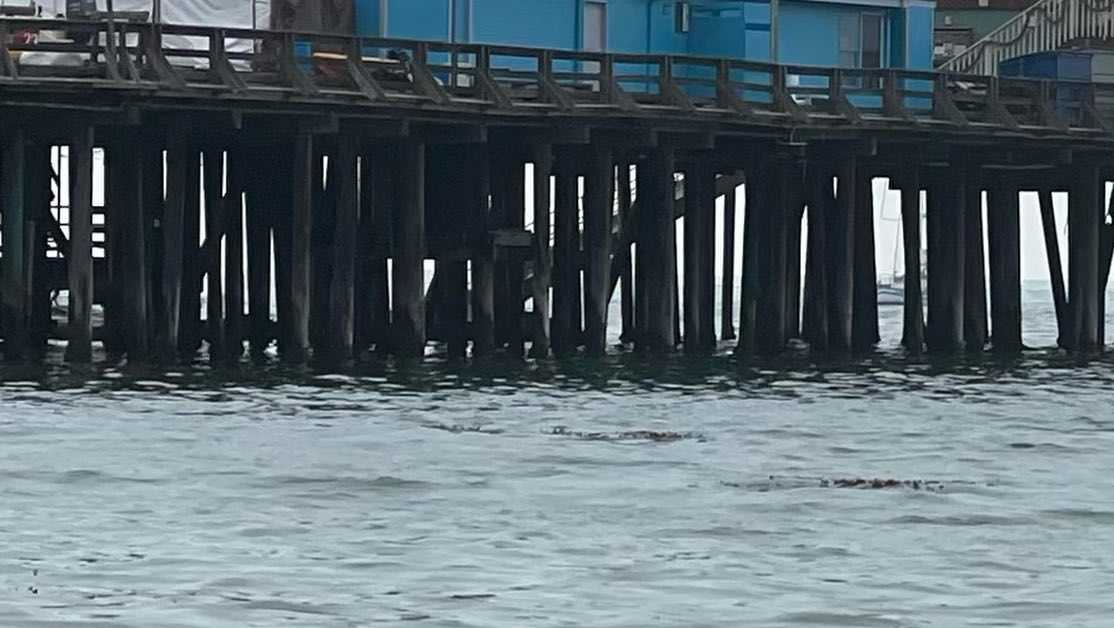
<box><xmin>584</xmin><ymin>1</ymin><xmax>607</xmax><ymax>52</ymax></box>
<box><xmin>861</xmin><ymin>14</ymin><xmax>884</xmax><ymax>68</ymax></box>
<box><xmin>838</xmin><ymin>13</ymin><xmax>885</xmax><ymax>68</ymax></box>
<box><xmin>838</xmin><ymin>15</ymin><xmax>860</xmax><ymax>67</ymax></box>
<box><xmin>675</xmin><ymin>2</ymin><xmax>691</xmax><ymax>34</ymax></box>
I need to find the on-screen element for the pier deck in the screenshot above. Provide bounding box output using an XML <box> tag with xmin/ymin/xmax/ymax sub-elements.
<box><xmin>1</xmin><ymin>18</ymin><xmax>1111</xmax><ymax>362</ymax></box>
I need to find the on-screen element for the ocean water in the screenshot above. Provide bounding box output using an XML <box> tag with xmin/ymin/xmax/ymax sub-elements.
<box><xmin>0</xmin><ymin>284</ymin><xmax>1113</xmax><ymax>627</ymax></box>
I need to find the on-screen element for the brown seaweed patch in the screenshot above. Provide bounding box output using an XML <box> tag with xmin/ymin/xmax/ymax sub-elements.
<box><xmin>722</xmin><ymin>476</ymin><xmax>947</xmax><ymax>492</ymax></box>
<box><xmin>548</xmin><ymin>426</ymin><xmax>705</xmax><ymax>442</ymax></box>
<box><xmin>421</xmin><ymin>423</ymin><xmax>505</xmax><ymax>435</ymax></box>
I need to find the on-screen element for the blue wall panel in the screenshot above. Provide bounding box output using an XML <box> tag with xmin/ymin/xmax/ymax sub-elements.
<box><xmin>905</xmin><ymin>4</ymin><xmax>934</xmax><ymax>69</ymax></box>
<box><xmin>472</xmin><ymin>0</ymin><xmax>578</xmax><ymax>48</ymax></box>
<box><xmin>388</xmin><ymin>0</ymin><xmax>450</xmax><ymax>40</ymax></box>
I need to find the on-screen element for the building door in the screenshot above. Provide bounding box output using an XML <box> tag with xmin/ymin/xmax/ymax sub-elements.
<box><xmin>861</xmin><ymin>14</ymin><xmax>884</xmax><ymax>69</ymax></box>
<box><xmin>584</xmin><ymin>1</ymin><xmax>607</xmax><ymax>52</ymax></box>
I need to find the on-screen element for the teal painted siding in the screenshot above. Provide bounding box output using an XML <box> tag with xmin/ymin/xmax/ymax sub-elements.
<box><xmin>354</xmin><ymin>0</ymin><xmax>936</xmax><ymax>71</ymax></box>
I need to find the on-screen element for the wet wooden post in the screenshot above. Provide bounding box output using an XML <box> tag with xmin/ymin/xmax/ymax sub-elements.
<box><xmin>964</xmin><ymin>168</ymin><xmax>988</xmax><ymax>352</ymax></box>
<box><xmin>505</xmin><ymin>152</ymin><xmax>527</xmax><ymax>359</ymax></box>
<box><xmin>987</xmin><ymin>175</ymin><xmax>1021</xmax><ymax>353</ymax></box>
<box><xmin>829</xmin><ymin>156</ymin><xmax>856</xmax><ymax>352</ymax></box>
<box><xmin>784</xmin><ymin>184</ymin><xmax>804</xmax><ymax>342</ymax></box>
<box><xmin>159</xmin><ymin>128</ymin><xmax>187</xmax><ymax>361</ymax></box>
<box><xmin>721</xmin><ymin>180</ymin><xmax>737</xmax><ymax>341</ymax></box>
<box><xmin>530</xmin><ymin>143</ymin><xmax>554</xmax><ymax>358</ymax></box>
<box><xmin>245</xmin><ymin>144</ymin><xmax>273</xmax><ymax>358</ymax></box>
<box><xmin>737</xmin><ymin>162</ymin><xmax>766</xmax><ymax>355</ymax></box>
<box><xmin>327</xmin><ymin>134</ymin><xmax>358</xmax><ymax>362</ymax></box>
<box><xmin>684</xmin><ymin>155</ymin><xmax>715</xmax><ymax>353</ymax></box>
<box><xmin>353</xmin><ymin>151</ymin><xmax>373</xmax><ymax>356</ymax></box>
<box><xmin>309</xmin><ymin>149</ymin><xmax>335</xmax><ymax>355</ymax></box>
<box><xmin>179</xmin><ymin>145</ymin><xmax>202</xmax><ymax>358</ymax></box>
<box><xmin>143</xmin><ymin>138</ymin><xmax>164</xmax><ymax>353</ymax></box>
<box><xmin>368</xmin><ymin>144</ymin><xmax>395</xmax><ymax>355</ymax></box>
<box><xmin>898</xmin><ymin>165</ymin><xmax>924</xmax><ymax>353</ymax></box>
<box><xmin>392</xmin><ymin>140</ymin><xmax>426</xmax><ymax>357</ymax></box>
<box><xmin>117</xmin><ymin>138</ymin><xmax>150</xmax><ymax>360</ymax></box>
<box><xmin>1068</xmin><ymin>163</ymin><xmax>1102</xmax><ymax>350</ymax></box>
<box><xmin>1</xmin><ymin>128</ymin><xmax>27</xmax><ymax>360</ymax></box>
<box><xmin>287</xmin><ymin>129</ymin><xmax>313</xmax><ymax>363</ymax></box>
<box><xmin>926</xmin><ymin>168</ymin><xmax>965</xmax><ymax>353</ymax></box>
<box><xmin>65</xmin><ymin>125</ymin><xmax>95</xmax><ymax>363</ymax></box>
<box><xmin>802</xmin><ymin>162</ymin><xmax>830</xmax><ymax>352</ymax></box>
<box><xmin>640</xmin><ymin>148</ymin><xmax>677</xmax><ymax>353</ymax></box>
<box><xmin>635</xmin><ymin>159</ymin><xmax>651</xmax><ymax>347</ymax></box>
<box><xmin>223</xmin><ymin>147</ymin><xmax>245</xmax><ymax>361</ymax></box>
<box><xmin>202</xmin><ymin>148</ymin><xmax>225</xmax><ymax>358</ymax></box>
<box><xmin>102</xmin><ymin>140</ymin><xmax>125</xmax><ymax>356</ymax></box>
<box><xmin>467</xmin><ymin>145</ymin><xmax>495</xmax><ymax>357</ymax></box>
<box><xmin>852</xmin><ymin>170</ymin><xmax>878</xmax><ymax>352</ymax></box>
<box><xmin>1038</xmin><ymin>186</ymin><xmax>1068</xmax><ymax>347</ymax></box>
<box><xmin>583</xmin><ymin>143</ymin><xmax>613</xmax><ymax>356</ymax></box>
<box><xmin>26</xmin><ymin>143</ymin><xmax>51</xmax><ymax>355</ymax></box>
<box><xmin>552</xmin><ymin>150</ymin><xmax>581</xmax><ymax>356</ymax></box>
<box><xmin>700</xmin><ymin>165</ymin><xmax>717</xmax><ymax>349</ymax></box>
<box><xmin>436</xmin><ymin>147</ymin><xmax>470</xmax><ymax>361</ymax></box>
<box><xmin>617</xmin><ymin>162</ymin><xmax>635</xmax><ymax>343</ymax></box>
<box><xmin>758</xmin><ymin>159</ymin><xmax>789</xmax><ymax>354</ymax></box>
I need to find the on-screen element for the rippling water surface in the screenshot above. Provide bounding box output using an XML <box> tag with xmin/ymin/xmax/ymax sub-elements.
<box><xmin>1</xmin><ymin>286</ymin><xmax>1113</xmax><ymax>627</ymax></box>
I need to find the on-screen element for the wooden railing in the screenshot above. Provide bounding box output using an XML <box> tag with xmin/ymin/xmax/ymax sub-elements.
<box><xmin>940</xmin><ymin>0</ymin><xmax>1114</xmax><ymax>75</ymax></box>
<box><xmin>2</xmin><ymin>17</ymin><xmax>1114</xmax><ymax>135</ymax></box>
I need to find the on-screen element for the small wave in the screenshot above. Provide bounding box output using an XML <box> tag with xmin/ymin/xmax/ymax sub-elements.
<box><xmin>421</xmin><ymin>423</ymin><xmax>505</xmax><ymax>435</ymax></box>
<box><xmin>885</xmin><ymin>514</ymin><xmax>1034</xmax><ymax>526</ymax></box>
<box><xmin>776</xmin><ymin>611</ymin><xmax>904</xmax><ymax>627</ymax></box>
<box><xmin>1040</xmin><ymin>508</ymin><xmax>1114</xmax><ymax>524</ymax></box>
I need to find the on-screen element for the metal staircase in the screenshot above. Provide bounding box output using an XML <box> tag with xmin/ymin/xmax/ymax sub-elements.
<box><xmin>940</xmin><ymin>0</ymin><xmax>1114</xmax><ymax>75</ymax></box>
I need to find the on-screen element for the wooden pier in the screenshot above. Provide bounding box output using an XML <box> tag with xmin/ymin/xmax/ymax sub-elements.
<box><xmin>1</xmin><ymin>18</ymin><xmax>1113</xmax><ymax>363</ymax></box>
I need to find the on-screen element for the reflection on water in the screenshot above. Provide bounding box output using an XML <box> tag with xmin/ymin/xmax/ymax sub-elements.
<box><xmin>0</xmin><ymin>285</ymin><xmax>1112</xmax><ymax>627</ymax></box>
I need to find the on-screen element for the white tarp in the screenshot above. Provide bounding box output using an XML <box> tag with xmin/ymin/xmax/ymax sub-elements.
<box><xmin>28</xmin><ymin>0</ymin><xmax>269</xmax><ymax>28</ymax></box>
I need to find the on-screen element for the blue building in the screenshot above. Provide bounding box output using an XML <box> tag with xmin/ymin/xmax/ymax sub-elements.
<box><xmin>354</xmin><ymin>0</ymin><xmax>935</xmax><ymax>70</ymax></box>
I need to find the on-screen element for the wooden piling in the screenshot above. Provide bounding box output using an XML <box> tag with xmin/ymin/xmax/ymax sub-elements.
<box><xmin>309</xmin><ymin>149</ymin><xmax>335</xmax><ymax>355</ymax></box>
<box><xmin>143</xmin><ymin>139</ymin><xmax>164</xmax><ymax>353</ymax></box>
<box><xmin>851</xmin><ymin>171</ymin><xmax>878</xmax><ymax>352</ymax></box>
<box><xmin>327</xmin><ymin>134</ymin><xmax>358</xmax><ymax>361</ymax></box>
<box><xmin>639</xmin><ymin>149</ymin><xmax>676</xmax><ymax>353</ymax></box>
<box><xmin>26</xmin><ymin>142</ymin><xmax>50</xmax><ymax>355</ymax></box>
<box><xmin>179</xmin><ymin>145</ymin><xmax>202</xmax><ymax>358</ymax></box>
<box><xmin>224</xmin><ymin>146</ymin><xmax>245</xmax><ymax>361</ymax></box>
<box><xmin>116</xmin><ymin>138</ymin><xmax>150</xmax><ymax>360</ymax></box>
<box><xmin>987</xmin><ymin>176</ymin><xmax>1021</xmax><ymax>352</ymax></box>
<box><xmin>803</xmin><ymin>163</ymin><xmax>830</xmax><ymax>352</ymax></box>
<box><xmin>287</xmin><ymin>130</ymin><xmax>314</xmax><ymax>363</ymax></box>
<box><xmin>721</xmin><ymin>181</ymin><xmax>737</xmax><ymax>341</ymax></box>
<box><xmin>618</xmin><ymin>162</ymin><xmax>635</xmax><ymax>343</ymax></box>
<box><xmin>245</xmin><ymin>144</ymin><xmax>273</xmax><ymax>357</ymax></box>
<box><xmin>202</xmin><ymin>148</ymin><xmax>225</xmax><ymax>358</ymax></box>
<box><xmin>684</xmin><ymin>156</ymin><xmax>716</xmax><ymax>353</ymax></box>
<box><xmin>898</xmin><ymin>166</ymin><xmax>924</xmax><ymax>353</ymax></box>
<box><xmin>757</xmin><ymin>160</ymin><xmax>790</xmax><ymax>354</ymax></box>
<box><xmin>737</xmin><ymin>162</ymin><xmax>765</xmax><ymax>355</ymax></box>
<box><xmin>784</xmin><ymin>186</ymin><xmax>804</xmax><ymax>342</ymax></box>
<box><xmin>103</xmin><ymin>140</ymin><xmax>125</xmax><ymax>356</ymax></box>
<box><xmin>391</xmin><ymin>140</ymin><xmax>426</xmax><ymax>357</ymax></box>
<box><xmin>468</xmin><ymin>145</ymin><xmax>496</xmax><ymax>357</ymax></box>
<box><xmin>530</xmin><ymin>143</ymin><xmax>554</xmax><ymax>358</ymax></box>
<box><xmin>828</xmin><ymin>157</ymin><xmax>856</xmax><ymax>353</ymax></box>
<box><xmin>368</xmin><ymin>144</ymin><xmax>395</xmax><ymax>355</ymax></box>
<box><xmin>963</xmin><ymin>170</ymin><xmax>987</xmax><ymax>352</ymax></box>
<box><xmin>65</xmin><ymin>125</ymin><xmax>94</xmax><ymax>363</ymax></box>
<box><xmin>159</xmin><ymin>128</ymin><xmax>188</xmax><ymax>361</ymax></box>
<box><xmin>1038</xmin><ymin>186</ymin><xmax>1068</xmax><ymax>347</ymax></box>
<box><xmin>583</xmin><ymin>143</ymin><xmax>613</xmax><ymax>356</ymax></box>
<box><xmin>1068</xmin><ymin>163</ymin><xmax>1102</xmax><ymax>350</ymax></box>
<box><xmin>1</xmin><ymin>128</ymin><xmax>27</xmax><ymax>360</ymax></box>
<box><xmin>926</xmin><ymin>171</ymin><xmax>965</xmax><ymax>353</ymax></box>
<box><xmin>552</xmin><ymin>152</ymin><xmax>582</xmax><ymax>356</ymax></box>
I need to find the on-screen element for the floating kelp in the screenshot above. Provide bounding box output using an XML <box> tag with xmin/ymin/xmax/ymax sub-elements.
<box><xmin>548</xmin><ymin>426</ymin><xmax>705</xmax><ymax>442</ymax></box>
